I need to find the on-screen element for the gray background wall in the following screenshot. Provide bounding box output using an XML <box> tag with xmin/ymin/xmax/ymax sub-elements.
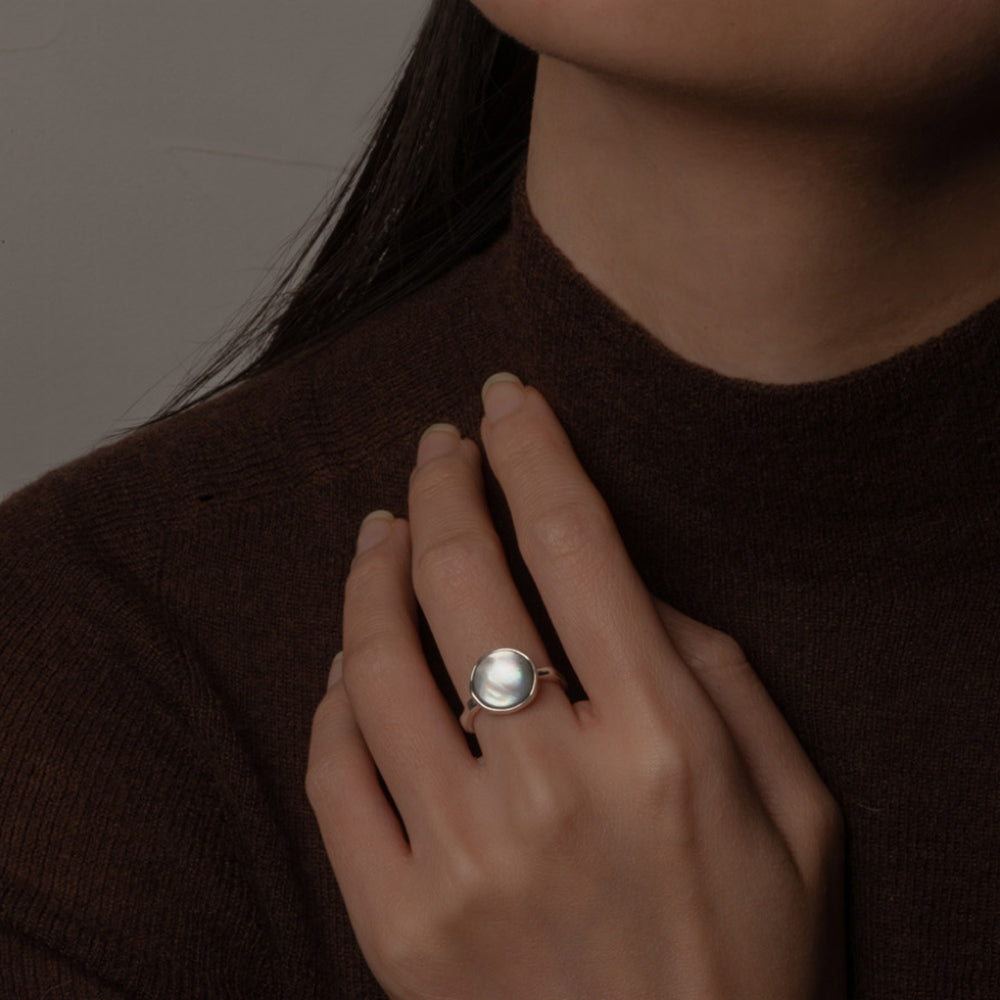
<box><xmin>1</xmin><ymin>0</ymin><xmax>430</xmax><ymax>500</ymax></box>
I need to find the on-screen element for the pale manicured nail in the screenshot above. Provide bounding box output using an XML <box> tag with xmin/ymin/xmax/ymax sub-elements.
<box><xmin>355</xmin><ymin>510</ymin><xmax>393</xmax><ymax>555</ymax></box>
<box><xmin>328</xmin><ymin>651</ymin><xmax>344</xmax><ymax>688</ymax></box>
<box><xmin>416</xmin><ymin>423</ymin><xmax>461</xmax><ymax>466</ymax></box>
<box><xmin>481</xmin><ymin>372</ymin><xmax>524</xmax><ymax>421</ymax></box>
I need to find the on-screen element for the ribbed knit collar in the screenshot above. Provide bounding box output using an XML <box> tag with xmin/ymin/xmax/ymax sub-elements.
<box><xmin>478</xmin><ymin>164</ymin><xmax>1000</xmax><ymax>609</ymax></box>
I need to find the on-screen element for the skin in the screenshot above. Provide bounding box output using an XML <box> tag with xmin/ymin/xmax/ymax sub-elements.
<box><xmin>475</xmin><ymin>0</ymin><xmax>1000</xmax><ymax>383</ymax></box>
<box><xmin>308</xmin><ymin>376</ymin><xmax>845</xmax><ymax>999</ymax></box>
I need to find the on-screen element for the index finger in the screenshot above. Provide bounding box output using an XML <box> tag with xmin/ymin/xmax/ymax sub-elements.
<box><xmin>479</xmin><ymin>375</ymin><xmax>712</xmax><ymax>727</ymax></box>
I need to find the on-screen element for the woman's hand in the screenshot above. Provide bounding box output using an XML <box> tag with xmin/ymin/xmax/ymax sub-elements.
<box><xmin>306</xmin><ymin>374</ymin><xmax>846</xmax><ymax>1000</ymax></box>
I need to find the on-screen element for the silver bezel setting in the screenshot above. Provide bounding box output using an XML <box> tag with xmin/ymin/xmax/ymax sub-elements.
<box><xmin>468</xmin><ymin>647</ymin><xmax>538</xmax><ymax>715</ymax></box>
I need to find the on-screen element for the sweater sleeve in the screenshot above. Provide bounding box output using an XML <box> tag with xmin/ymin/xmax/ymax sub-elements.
<box><xmin>0</xmin><ymin>471</ymin><xmax>283</xmax><ymax>997</ymax></box>
<box><xmin>0</xmin><ymin>930</ymin><xmax>130</xmax><ymax>998</ymax></box>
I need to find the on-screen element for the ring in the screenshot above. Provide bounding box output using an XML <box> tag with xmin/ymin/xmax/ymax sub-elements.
<box><xmin>459</xmin><ymin>648</ymin><xmax>566</xmax><ymax>733</ymax></box>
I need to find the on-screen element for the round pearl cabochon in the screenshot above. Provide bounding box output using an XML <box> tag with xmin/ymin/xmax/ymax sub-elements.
<box><xmin>471</xmin><ymin>649</ymin><xmax>536</xmax><ymax>710</ymax></box>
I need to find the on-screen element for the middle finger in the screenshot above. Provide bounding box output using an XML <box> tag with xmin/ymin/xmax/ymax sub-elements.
<box><xmin>479</xmin><ymin>375</ymin><xmax>718</xmax><ymax>734</ymax></box>
<box><xmin>408</xmin><ymin>423</ymin><xmax>577</xmax><ymax>752</ymax></box>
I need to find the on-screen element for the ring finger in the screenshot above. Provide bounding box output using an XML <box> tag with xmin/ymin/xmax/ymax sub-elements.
<box><xmin>408</xmin><ymin>423</ymin><xmax>577</xmax><ymax>754</ymax></box>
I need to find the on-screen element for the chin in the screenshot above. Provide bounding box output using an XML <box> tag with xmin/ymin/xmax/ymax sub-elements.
<box><xmin>470</xmin><ymin>0</ymin><xmax>1000</xmax><ymax>125</ymax></box>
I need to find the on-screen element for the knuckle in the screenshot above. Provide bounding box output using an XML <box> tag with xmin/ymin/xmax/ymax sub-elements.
<box><xmin>304</xmin><ymin>701</ymin><xmax>349</xmax><ymax>802</ymax></box>
<box><xmin>615</xmin><ymin>719</ymin><xmax>698</xmax><ymax>819</ymax></box>
<box><xmin>792</xmin><ymin>784</ymin><xmax>846</xmax><ymax>887</ymax></box>
<box><xmin>512</xmin><ymin>771</ymin><xmax>586</xmax><ymax>845</ymax></box>
<box><xmin>344</xmin><ymin>633</ymin><xmax>400</xmax><ymax>687</ymax></box>
<box><xmin>414</xmin><ymin>530</ymin><xmax>502</xmax><ymax>601</ymax></box>
<box><xmin>489</xmin><ymin>415</ymin><xmax>537</xmax><ymax>472</ymax></box>
<box><xmin>525</xmin><ymin>497</ymin><xmax>611</xmax><ymax>568</ymax></box>
<box><xmin>639</xmin><ymin>735</ymin><xmax>696</xmax><ymax>806</ymax></box>
<box><xmin>812</xmin><ymin>786</ymin><xmax>846</xmax><ymax>846</ymax></box>
<box><xmin>684</xmin><ymin>628</ymin><xmax>749</xmax><ymax>674</ymax></box>
<box><xmin>344</xmin><ymin>545</ymin><xmax>395</xmax><ymax>605</ymax></box>
<box><xmin>626</xmin><ymin>727</ymin><xmax>735</xmax><ymax>850</ymax></box>
<box><xmin>303</xmin><ymin>758</ymin><xmax>332</xmax><ymax>809</ymax></box>
<box><xmin>409</xmin><ymin>450</ymin><xmax>465</xmax><ymax>507</ymax></box>
<box><xmin>309</xmin><ymin>688</ymin><xmax>344</xmax><ymax>733</ymax></box>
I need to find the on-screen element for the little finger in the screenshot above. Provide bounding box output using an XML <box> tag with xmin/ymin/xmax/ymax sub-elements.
<box><xmin>342</xmin><ymin>512</ymin><xmax>476</xmax><ymax>839</ymax></box>
<box><xmin>306</xmin><ymin>655</ymin><xmax>409</xmax><ymax>920</ymax></box>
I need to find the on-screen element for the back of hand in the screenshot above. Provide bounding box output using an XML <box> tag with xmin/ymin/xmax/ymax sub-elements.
<box><xmin>307</xmin><ymin>375</ymin><xmax>846</xmax><ymax>1000</ymax></box>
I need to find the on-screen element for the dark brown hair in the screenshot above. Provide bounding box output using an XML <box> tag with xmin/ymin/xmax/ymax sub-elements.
<box><xmin>146</xmin><ymin>0</ymin><xmax>537</xmax><ymax>425</ymax></box>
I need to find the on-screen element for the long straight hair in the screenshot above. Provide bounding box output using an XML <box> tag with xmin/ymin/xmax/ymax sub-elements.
<box><xmin>146</xmin><ymin>0</ymin><xmax>537</xmax><ymax>425</ymax></box>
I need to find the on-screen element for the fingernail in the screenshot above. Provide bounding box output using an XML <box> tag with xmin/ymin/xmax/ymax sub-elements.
<box><xmin>356</xmin><ymin>510</ymin><xmax>393</xmax><ymax>555</ymax></box>
<box><xmin>328</xmin><ymin>651</ymin><xmax>343</xmax><ymax>688</ymax></box>
<box><xmin>416</xmin><ymin>423</ymin><xmax>461</xmax><ymax>466</ymax></box>
<box><xmin>482</xmin><ymin>372</ymin><xmax>524</xmax><ymax>421</ymax></box>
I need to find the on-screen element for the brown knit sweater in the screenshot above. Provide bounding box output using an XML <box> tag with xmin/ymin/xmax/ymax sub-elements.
<box><xmin>2</xmin><ymin>167</ymin><xmax>999</xmax><ymax>999</ymax></box>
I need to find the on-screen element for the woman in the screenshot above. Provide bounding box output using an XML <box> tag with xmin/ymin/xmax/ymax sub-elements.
<box><xmin>2</xmin><ymin>0</ymin><xmax>999</xmax><ymax>995</ymax></box>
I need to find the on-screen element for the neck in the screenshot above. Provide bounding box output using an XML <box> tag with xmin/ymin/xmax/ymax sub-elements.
<box><xmin>526</xmin><ymin>55</ymin><xmax>1000</xmax><ymax>385</ymax></box>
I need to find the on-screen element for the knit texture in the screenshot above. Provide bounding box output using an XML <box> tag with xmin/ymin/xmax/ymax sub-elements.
<box><xmin>2</xmin><ymin>164</ymin><xmax>999</xmax><ymax>998</ymax></box>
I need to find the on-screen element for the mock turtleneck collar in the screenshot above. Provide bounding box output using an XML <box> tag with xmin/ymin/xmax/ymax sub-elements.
<box><xmin>473</xmin><ymin>163</ymin><xmax>1000</xmax><ymax>615</ymax></box>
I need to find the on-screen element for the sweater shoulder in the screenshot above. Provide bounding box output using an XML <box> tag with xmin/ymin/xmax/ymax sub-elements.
<box><xmin>0</xmin><ymin>240</ymin><xmax>499</xmax><ymax>571</ymax></box>
<box><xmin>0</xmin><ymin>246</ymin><xmax>499</xmax><ymax>996</ymax></box>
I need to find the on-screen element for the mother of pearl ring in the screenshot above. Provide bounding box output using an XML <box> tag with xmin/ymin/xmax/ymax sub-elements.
<box><xmin>459</xmin><ymin>648</ymin><xmax>566</xmax><ymax>734</ymax></box>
